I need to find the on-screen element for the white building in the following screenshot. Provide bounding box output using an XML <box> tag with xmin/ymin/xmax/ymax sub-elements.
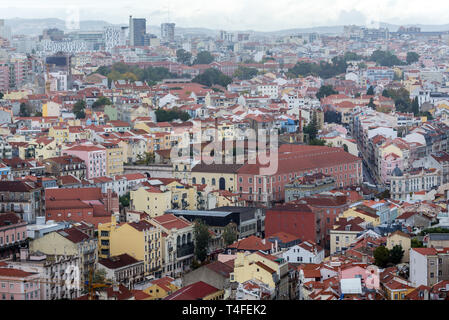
<box><xmin>283</xmin><ymin>241</ymin><xmax>324</xmax><ymax>264</ymax></box>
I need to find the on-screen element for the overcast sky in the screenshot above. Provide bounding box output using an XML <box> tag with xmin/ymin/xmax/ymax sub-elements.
<box><xmin>2</xmin><ymin>0</ymin><xmax>449</xmax><ymax>31</ymax></box>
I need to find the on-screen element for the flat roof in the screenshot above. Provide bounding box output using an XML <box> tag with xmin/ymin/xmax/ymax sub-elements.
<box><xmin>167</xmin><ymin>210</ymin><xmax>233</xmax><ymax>218</ymax></box>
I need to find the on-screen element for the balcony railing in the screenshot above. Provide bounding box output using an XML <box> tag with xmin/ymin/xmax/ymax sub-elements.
<box><xmin>177</xmin><ymin>243</ymin><xmax>194</xmax><ymax>258</ymax></box>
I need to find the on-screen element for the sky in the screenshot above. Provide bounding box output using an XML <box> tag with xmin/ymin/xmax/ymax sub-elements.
<box><xmin>2</xmin><ymin>0</ymin><xmax>449</xmax><ymax>31</ymax></box>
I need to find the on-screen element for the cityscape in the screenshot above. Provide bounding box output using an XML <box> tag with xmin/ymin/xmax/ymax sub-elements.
<box><xmin>1</xmin><ymin>1</ymin><xmax>449</xmax><ymax>304</ymax></box>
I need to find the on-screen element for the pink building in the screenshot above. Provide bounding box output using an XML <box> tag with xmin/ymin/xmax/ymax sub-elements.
<box><xmin>0</xmin><ymin>267</ymin><xmax>41</xmax><ymax>300</ymax></box>
<box><xmin>380</xmin><ymin>153</ymin><xmax>403</xmax><ymax>185</ymax></box>
<box><xmin>339</xmin><ymin>264</ymin><xmax>369</xmax><ymax>283</ymax></box>
<box><xmin>0</xmin><ymin>213</ymin><xmax>28</xmax><ymax>259</ymax></box>
<box><xmin>0</xmin><ymin>62</ymin><xmax>10</xmax><ymax>92</ymax></box>
<box><xmin>64</xmin><ymin>144</ymin><xmax>106</xmax><ymax>179</ymax></box>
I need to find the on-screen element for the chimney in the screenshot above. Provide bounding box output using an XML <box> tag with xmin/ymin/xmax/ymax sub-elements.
<box><xmin>298</xmin><ymin>109</ymin><xmax>302</xmax><ymax>133</ymax></box>
<box><xmin>20</xmin><ymin>248</ymin><xmax>29</xmax><ymax>261</ymax></box>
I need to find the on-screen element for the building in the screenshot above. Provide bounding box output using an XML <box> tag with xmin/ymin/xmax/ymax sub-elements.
<box><xmin>29</xmin><ymin>227</ymin><xmax>97</xmax><ymax>286</ymax></box>
<box><xmin>129</xmin><ymin>16</ymin><xmax>146</xmax><ymax>47</ymax></box>
<box><xmin>0</xmin><ymin>267</ymin><xmax>40</xmax><ymax>300</ymax></box>
<box><xmin>97</xmin><ymin>253</ymin><xmax>145</xmax><ymax>289</ymax></box>
<box><xmin>386</xmin><ymin>230</ymin><xmax>411</xmax><ymax>263</ymax></box>
<box><xmin>329</xmin><ymin>217</ymin><xmax>365</xmax><ymax>255</ymax></box>
<box><xmin>107</xmin><ymin>219</ymin><xmax>163</xmax><ymax>277</ymax></box>
<box><xmin>0</xmin><ymin>181</ymin><xmax>43</xmax><ymax>223</ymax></box>
<box><xmin>390</xmin><ymin>167</ymin><xmax>441</xmax><ymax>201</ymax></box>
<box><xmin>0</xmin><ymin>213</ymin><xmax>28</xmax><ymax>259</ymax></box>
<box><xmin>182</xmin><ymin>260</ymin><xmax>233</xmax><ymax>291</ymax></box>
<box><xmin>283</xmin><ymin>241</ymin><xmax>325</xmax><ymax>264</ymax></box>
<box><xmin>63</xmin><ymin>144</ymin><xmax>106</xmax><ymax>179</ymax></box>
<box><xmin>284</xmin><ymin>173</ymin><xmax>336</xmax><ymax>202</ymax></box>
<box><xmin>45</xmin><ymin>188</ymin><xmax>118</xmax><ymax>227</ymax></box>
<box><xmin>150</xmin><ymin>214</ymin><xmax>194</xmax><ymax>278</ymax></box>
<box><xmin>130</xmin><ymin>186</ymin><xmax>171</xmax><ymax>218</ymax></box>
<box><xmin>164</xmin><ymin>281</ymin><xmax>224</xmax><ymax>300</ymax></box>
<box><xmin>161</xmin><ymin>23</ymin><xmax>175</xmax><ymax>42</ymax></box>
<box><xmin>6</xmin><ymin>248</ymin><xmax>81</xmax><ymax>300</ymax></box>
<box><xmin>43</xmin><ymin>155</ymin><xmax>86</xmax><ymax>179</ymax></box>
<box><xmin>231</xmin><ymin>251</ymin><xmax>289</xmax><ymax>300</ymax></box>
<box><xmin>410</xmin><ymin>247</ymin><xmax>449</xmax><ymax>287</ymax></box>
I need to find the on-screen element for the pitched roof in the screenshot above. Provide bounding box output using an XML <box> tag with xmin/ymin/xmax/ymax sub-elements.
<box><xmin>164</xmin><ymin>281</ymin><xmax>220</xmax><ymax>300</ymax></box>
<box><xmin>227</xmin><ymin>235</ymin><xmax>272</xmax><ymax>252</ymax></box>
<box><xmin>98</xmin><ymin>253</ymin><xmax>141</xmax><ymax>269</ymax></box>
<box><xmin>0</xmin><ymin>268</ymin><xmax>36</xmax><ymax>278</ymax></box>
<box><xmin>57</xmin><ymin>227</ymin><xmax>90</xmax><ymax>243</ymax></box>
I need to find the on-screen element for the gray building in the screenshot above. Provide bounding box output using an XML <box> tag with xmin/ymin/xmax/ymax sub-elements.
<box><xmin>129</xmin><ymin>16</ymin><xmax>147</xmax><ymax>47</ymax></box>
<box><xmin>161</xmin><ymin>23</ymin><xmax>175</xmax><ymax>42</ymax></box>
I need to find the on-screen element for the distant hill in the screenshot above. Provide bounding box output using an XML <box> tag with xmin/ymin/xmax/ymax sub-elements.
<box><xmin>5</xmin><ymin>18</ymin><xmax>449</xmax><ymax>37</ymax></box>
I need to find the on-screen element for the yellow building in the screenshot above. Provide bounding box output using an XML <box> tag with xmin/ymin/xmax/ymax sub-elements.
<box><xmin>42</xmin><ymin>101</ymin><xmax>61</xmax><ymax>117</ymax></box>
<box><xmin>103</xmin><ymin>142</ymin><xmax>124</xmax><ymax>176</ymax></box>
<box><xmin>231</xmin><ymin>251</ymin><xmax>289</xmax><ymax>299</ymax></box>
<box><xmin>386</xmin><ymin>230</ymin><xmax>411</xmax><ymax>263</ymax></box>
<box><xmin>32</xmin><ymin>137</ymin><xmax>59</xmax><ymax>160</ymax></box>
<box><xmin>162</xmin><ymin>179</ymin><xmax>197</xmax><ymax>210</ymax></box>
<box><xmin>383</xmin><ymin>278</ymin><xmax>415</xmax><ymax>300</ymax></box>
<box><xmin>49</xmin><ymin>125</ymin><xmax>69</xmax><ymax>145</ymax></box>
<box><xmin>143</xmin><ymin>276</ymin><xmax>179</xmax><ymax>300</ymax></box>
<box><xmin>329</xmin><ymin>217</ymin><xmax>365</xmax><ymax>254</ymax></box>
<box><xmin>108</xmin><ymin>218</ymin><xmax>163</xmax><ymax>276</ymax></box>
<box><xmin>342</xmin><ymin>206</ymin><xmax>381</xmax><ymax>226</ymax></box>
<box><xmin>130</xmin><ymin>186</ymin><xmax>171</xmax><ymax>218</ymax></box>
<box><xmin>190</xmin><ymin>164</ymin><xmax>240</xmax><ymax>193</ymax></box>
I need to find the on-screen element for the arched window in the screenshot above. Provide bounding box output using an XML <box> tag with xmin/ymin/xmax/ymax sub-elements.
<box><xmin>182</xmin><ymin>234</ymin><xmax>186</xmax><ymax>245</ymax></box>
<box><xmin>192</xmin><ymin>177</ymin><xmax>197</xmax><ymax>184</ymax></box>
<box><xmin>187</xmin><ymin>233</ymin><xmax>192</xmax><ymax>243</ymax></box>
<box><xmin>212</xmin><ymin>178</ymin><xmax>216</xmax><ymax>186</ymax></box>
<box><xmin>201</xmin><ymin>177</ymin><xmax>206</xmax><ymax>184</ymax></box>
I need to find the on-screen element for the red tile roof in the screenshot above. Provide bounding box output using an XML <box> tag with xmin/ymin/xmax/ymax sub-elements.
<box><xmin>164</xmin><ymin>281</ymin><xmax>220</xmax><ymax>300</ymax></box>
<box><xmin>0</xmin><ymin>268</ymin><xmax>36</xmax><ymax>278</ymax></box>
<box><xmin>227</xmin><ymin>235</ymin><xmax>272</xmax><ymax>252</ymax></box>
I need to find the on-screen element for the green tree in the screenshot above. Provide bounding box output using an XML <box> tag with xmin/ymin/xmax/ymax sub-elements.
<box><xmin>193</xmin><ymin>51</ymin><xmax>214</xmax><ymax>65</ymax></box>
<box><xmin>73</xmin><ymin>100</ymin><xmax>86</xmax><ymax>119</ymax></box>
<box><xmin>367</xmin><ymin>86</ymin><xmax>375</xmax><ymax>96</ymax></box>
<box><xmin>176</xmin><ymin>49</ymin><xmax>192</xmax><ymax>65</ymax></box>
<box><xmin>92</xmin><ymin>269</ymin><xmax>108</xmax><ymax>284</ymax></box>
<box><xmin>411</xmin><ymin>97</ymin><xmax>419</xmax><ymax>116</ymax></box>
<box><xmin>367</xmin><ymin>97</ymin><xmax>376</xmax><ymax>109</ymax></box>
<box><xmin>222</xmin><ymin>223</ymin><xmax>238</xmax><ymax>246</ymax></box>
<box><xmin>369</xmin><ymin>50</ymin><xmax>405</xmax><ymax>67</ymax></box>
<box><xmin>389</xmin><ymin>245</ymin><xmax>404</xmax><ymax>264</ymax></box>
<box><xmin>233</xmin><ymin>66</ymin><xmax>258</xmax><ymax>80</ymax></box>
<box><xmin>92</xmin><ymin>96</ymin><xmax>112</xmax><ymax>109</ymax></box>
<box><xmin>316</xmin><ymin>85</ymin><xmax>338</xmax><ymax>100</ymax></box>
<box><xmin>192</xmin><ymin>68</ymin><xmax>232</xmax><ymax>87</ymax></box>
<box><xmin>194</xmin><ymin>219</ymin><xmax>211</xmax><ymax>262</ymax></box>
<box><xmin>303</xmin><ymin>111</ymin><xmax>319</xmax><ymax>141</ymax></box>
<box><xmin>406</xmin><ymin>52</ymin><xmax>420</xmax><ymax>65</ymax></box>
<box><xmin>343</xmin><ymin>144</ymin><xmax>349</xmax><ymax>152</ymax></box>
<box><xmin>411</xmin><ymin>238</ymin><xmax>424</xmax><ymax>248</ymax></box>
<box><xmin>0</xmin><ymin>92</ymin><xmax>3</xmax><ymax>99</ymax></box>
<box><xmin>309</xmin><ymin>139</ymin><xmax>326</xmax><ymax>146</ymax></box>
<box><xmin>374</xmin><ymin>246</ymin><xmax>390</xmax><ymax>268</ymax></box>
<box><xmin>119</xmin><ymin>192</ymin><xmax>130</xmax><ymax>207</ymax></box>
<box><xmin>19</xmin><ymin>103</ymin><xmax>32</xmax><ymax>117</ymax></box>
<box><xmin>155</xmin><ymin>108</ymin><xmax>191</xmax><ymax>122</ymax></box>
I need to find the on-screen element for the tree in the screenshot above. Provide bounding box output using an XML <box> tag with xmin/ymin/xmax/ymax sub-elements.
<box><xmin>155</xmin><ymin>108</ymin><xmax>191</xmax><ymax>122</ymax></box>
<box><xmin>119</xmin><ymin>192</ymin><xmax>130</xmax><ymax>207</ymax></box>
<box><xmin>316</xmin><ymin>85</ymin><xmax>338</xmax><ymax>100</ymax></box>
<box><xmin>92</xmin><ymin>269</ymin><xmax>108</xmax><ymax>284</ymax></box>
<box><xmin>193</xmin><ymin>51</ymin><xmax>214</xmax><ymax>65</ymax></box>
<box><xmin>73</xmin><ymin>100</ymin><xmax>86</xmax><ymax>119</ymax></box>
<box><xmin>406</xmin><ymin>52</ymin><xmax>420</xmax><ymax>65</ymax></box>
<box><xmin>367</xmin><ymin>86</ymin><xmax>375</xmax><ymax>96</ymax></box>
<box><xmin>343</xmin><ymin>144</ymin><xmax>349</xmax><ymax>152</ymax></box>
<box><xmin>324</xmin><ymin>110</ymin><xmax>342</xmax><ymax>124</ymax></box>
<box><xmin>411</xmin><ymin>238</ymin><xmax>424</xmax><ymax>248</ymax></box>
<box><xmin>176</xmin><ymin>49</ymin><xmax>192</xmax><ymax>65</ymax></box>
<box><xmin>369</xmin><ymin>50</ymin><xmax>405</xmax><ymax>67</ymax></box>
<box><xmin>233</xmin><ymin>66</ymin><xmax>258</xmax><ymax>80</ymax></box>
<box><xmin>194</xmin><ymin>219</ymin><xmax>211</xmax><ymax>262</ymax></box>
<box><xmin>309</xmin><ymin>139</ymin><xmax>326</xmax><ymax>146</ymax></box>
<box><xmin>411</xmin><ymin>97</ymin><xmax>419</xmax><ymax>116</ymax></box>
<box><xmin>92</xmin><ymin>96</ymin><xmax>112</xmax><ymax>109</ymax></box>
<box><xmin>374</xmin><ymin>246</ymin><xmax>390</xmax><ymax>268</ymax></box>
<box><xmin>192</xmin><ymin>68</ymin><xmax>232</xmax><ymax>87</ymax></box>
<box><xmin>389</xmin><ymin>245</ymin><xmax>404</xmax><ymax>265</ymax></box>
<box><xmin>222</xmin><ymin>223</ymin><xmax>238</xmax><ymax>246</ymax></box>
<box><xmin>367</xmin><ymin>97</ymin><xmax>376</xmax><ymax>109</ymax></box>
<box><xmin>0</xmin><ymin>92</ymin><xmax>3</xmax><ymax>99</ymax></box>
<box><xmin>19</xmin><ymin>103</ymin><xmax>32</xmax><ymax>117</ymax></box>
<box><xmin>303</xmin><ymin>111</ymin><xmax>319</xmax><ymax>141</ymax></box>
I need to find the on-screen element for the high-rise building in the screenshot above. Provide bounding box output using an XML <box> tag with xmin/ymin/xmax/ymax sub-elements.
<box><xmin>0</xmin><ymin>19</ymin><xmax>11</xmax><ymax>41</ymax></box>
<box><xmin>161</xmin><ymin>23</ymin><xmax>175</xmax><ymax>42</ymax></box>
<box><xmin>129</xmin><ymin>15</ymin><xmax>147</xmax><ymax>47</ymax></box>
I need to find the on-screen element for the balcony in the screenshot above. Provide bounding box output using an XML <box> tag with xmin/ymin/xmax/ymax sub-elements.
<box><xmin>177</xmin><ymin>243</ymin><xmax>194</xmax><ymax>258</ymax></box>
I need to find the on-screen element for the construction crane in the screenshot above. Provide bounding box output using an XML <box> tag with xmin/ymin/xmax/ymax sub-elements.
<box><xmin>84</xmin><ymin>267</ymin><xmax>114</xmax><ymax>300</ymax></box>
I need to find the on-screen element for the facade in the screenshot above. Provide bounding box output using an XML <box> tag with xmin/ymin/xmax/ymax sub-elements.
<box><xmin>0</xmin><ymin>181</ymin><xmax>43</xmax><ymax>223</ymax></box>
<box><xmin>386</xmin><ymin>230</ymin><xmax>411</xmax><ymax>263</ymax></box>
<box><xmin>161</xmin><ymin>23</ymin><xmax>175</xmax><ymax>42</ymax></box>
<box><xmin>390</xmin><ymin>167</ymin><xmax>441</xmax><ymax>201</ymax></box>
<box><xmin>283</xmin><ymin>241</ymin><xmax>325</xmax><ymax>264</ymax></box>
<box><xmin>29</xmin><ymin>227</ymin><xmax>98</xmax><ymax>286</ymax></box>
<box><xmin>410</xmin><ymin>248</ymin><xmax>449</xmax><ymax>287</ymax></box>
<box><xmin>98</xmin><ymin>253</ymin><xmax>145</xmax><ymax>289</ymax></box>
<box><xmin>63</xmin><ymin>144</ymin><xmax>107</xmax><ymax>179</ymax></box>
<box><xmin>43</xmin><ymin>155</ymin><xmax>86</xmax><ymax>179</ymax></box>
<box><xmin>0</xmin><ymin>267</ymin><xmax>41</xmax><ymax>301</ymax></box>
<box><xmin>130</xmin><ymin>186</ymin><xmax>171</xmax><ymax>218</ymax></box>
<box><xmin>0</xmin><ymin>213</ymin><xmax>28</xmax><ymax>259</ymax></box>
